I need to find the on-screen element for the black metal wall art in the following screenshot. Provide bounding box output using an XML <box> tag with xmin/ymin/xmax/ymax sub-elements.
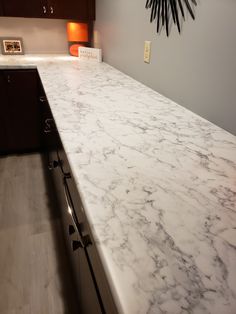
<box><xmin>145</xmin><ymin>0</ymin><xmax>197</xmax><ymax>36</ymax></box>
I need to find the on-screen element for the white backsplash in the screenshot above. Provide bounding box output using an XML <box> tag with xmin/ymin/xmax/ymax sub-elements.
<box><xmin>0</xmin><ymin>17</ymin><xmax>68</xmax><ymax>54</ymax></box>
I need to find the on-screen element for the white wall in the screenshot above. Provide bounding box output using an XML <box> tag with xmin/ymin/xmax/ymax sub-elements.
<box><xmin>95</xmin><ymin>0</ymin><xmax>236</xmax><ymax>135</ymax></box>
<box><xmin>0</xmin><ymin>17</ymin><xmax>68</xmax><ymax>54</ymax></box>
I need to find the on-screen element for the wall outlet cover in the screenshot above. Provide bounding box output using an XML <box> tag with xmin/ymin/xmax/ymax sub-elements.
<box><xmin>78</xmin><ymin>47</ymin><xmax>102</xmax><ymax>62</ymax></box>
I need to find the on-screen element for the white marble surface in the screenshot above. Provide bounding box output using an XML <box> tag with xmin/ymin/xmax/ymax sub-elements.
<box><xmin>1</xmin><ymin>55</ymin><xmax>236</xmax><ymax>314</ymax></box>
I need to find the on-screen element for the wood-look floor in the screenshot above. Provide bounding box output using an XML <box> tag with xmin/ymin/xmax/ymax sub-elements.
<box><xmin>0</xmin><ymin>153</ymin><xmax>79</xmax><ymax>314</ymax></box>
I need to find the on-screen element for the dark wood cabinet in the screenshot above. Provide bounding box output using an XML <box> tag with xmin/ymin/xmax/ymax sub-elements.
<box><xmin>1</xmin><ymin>0</ymin><xmax>95</xmax><ymax>20</ymax></box>
<box><xmin>49</xmin><ymin>0</ymin><xmax>87</xmax><ymax>20</ymax></box>
<box><xmin>0</xmin><ymin>0</ymin><xmax>3</xmax><ymax>15</ymax></box>
<box><xmin>0</xmin><ymin>70</ymin><xmax>41</xmax><ymax>154</ymax></box>
<box><xmin>0</xmin><ymin>73</ymin><xmax>9</xmax><ymax>153</ymax></box>
<box><xmin>51</xmin><ymin>168</ymin><xmax>103</xmax><ymax>314</ymax></box>
<box><xmin>2</xmin><ymin>0</ymin><xmax>47</xmax><ymax>18</ymax></box>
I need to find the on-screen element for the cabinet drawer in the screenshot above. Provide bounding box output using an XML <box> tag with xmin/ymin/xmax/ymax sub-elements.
<box><xmin>50</xmin><ymin>164</ymin><xmax>103</xmax><ymax>313</ymax></box>
<box><xmin>57</xmin><ymin>151</ymin><xmax>118</xmax><ymax>314</ymax></box>
<box><xmin>63</xmin><ymin>179</ymin><xmax>103</xmax><ymax>314</ymax></box>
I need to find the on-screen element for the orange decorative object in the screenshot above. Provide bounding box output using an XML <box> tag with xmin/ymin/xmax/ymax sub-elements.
<box><xmin>67</xmin><ymin>22</ymin><xmax>89</xmax><ymax>57</ymax></box>
<box><xmin>69</xmin><ymin>43</ymin><xmax>85</xmax><ymax>57</ymax></box>
<box><xmin>67</xmin><ymin>22</ymin><xmax>89</xmax><ymax>42</ymax></box>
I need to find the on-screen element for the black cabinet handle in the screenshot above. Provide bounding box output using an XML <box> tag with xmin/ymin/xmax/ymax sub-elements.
<box><xmin>72</xmin><ymin>240</ymin><xmax>82</xmax><ymax>251</ymax></box>
<box><xmin>83</xmin><ymin>234</ymin><xmax>92</xmax><ymax>247</ymax></box>
<box><xmin>69</xmin><ymin>224</ymin><xmax>76</xmax><ymax>235</ymax></box>
<box><xmin>44</xmin><ymin>118</ymin><xmax>55</xmax><ymax>133</ymax></box>
<box><xmin>64</xmin><ymin>178</ymin><xmax>93</xmax><ymax>249</ymax></box>
<box><xmin>48</xmin><ymin>160</ymin><xmax>59</xmax><ymax>170</ymax></box>
<box><xmin>56</xmin><ymin>151</ymin><xmax>71</xmax><ymax>178</ymax></box>
<box><xmin>39</xmin><ymin>96</ymin><xmax>47</xmax><ymax>103</ymax></box>
<box><xmin>63</xmin><ymin>181</ymin><xmax>85</xmax><ymax>248</ymax></box>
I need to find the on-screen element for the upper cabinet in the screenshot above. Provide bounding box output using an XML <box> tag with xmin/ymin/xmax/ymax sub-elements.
<box><xmin>48</xmin><ymin>0</ymin><xmax>95</xmax><ymax>20</ymax></box>
<box><xmin>0</xmin><ymin>0</ymin><xmax>3</xmax><ymax>15</ymax></box>
<box><xmin>1</xmin><ymin>0</ymin><xmax>95</xmax><ymax>20</ymax></box>
<box><xmin>2</xmin><ymin>0</ymin><xmax>48</xmax><ymax>18</ymax></box>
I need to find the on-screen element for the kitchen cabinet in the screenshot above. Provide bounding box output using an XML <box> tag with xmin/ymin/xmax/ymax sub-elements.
<box><xmin>0</xmin><ymin>73</ymin><xmax>8</xmax><ymax>153</ymax></box>
<box><xmin>0</xmin><ymin>1</ymin><xmax>3</xmax><ymax>15</ymax></box>
<box><xmin>48</xmin><ymin>0</ymin><xmax>95</xmax><ymax>20</ymax></box>
<box><xmin>62</xmin><ymin>176</ymin><xmax>103</xmax><ymax>314</ymax></box>
<box><xmin>2</xmin><ymin>0</ymin><xmax>48</xmax><ymax>18</ymax></box>
<box><xmin>64</xmin><ymin>163</ymin><xmax>118</xmax><ymax>314</ymax></box>
<box><xmin>0</xmin><ymin>70</ymin><xmax>41</xmax><ymax>154</ymax></box>
<box><xmin>1</xmin><ymin>0</ymin><xmax>95</xmax><ymax>20</ymax></box>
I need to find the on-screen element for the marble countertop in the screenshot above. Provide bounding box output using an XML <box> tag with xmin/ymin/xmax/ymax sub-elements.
<box><xmin>1</xmin><ymin>55</ymin><xmax>236</xmax><ymax>314</ymax></box>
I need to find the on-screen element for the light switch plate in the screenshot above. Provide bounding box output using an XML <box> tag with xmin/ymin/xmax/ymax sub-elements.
<box><xmin>144</xmin><ymin>41</ymin><xmax>151</xmax><ymax>63</ymax></box>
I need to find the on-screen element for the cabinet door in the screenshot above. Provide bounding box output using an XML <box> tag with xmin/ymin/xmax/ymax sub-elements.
<box><xmin>2</xmin><ymin>0</ymin><xmax>47</xmax><ymax>18</ymax></box>
<box><xmin>4</xmin><ymin>70</ymin><xmax>41</xmax><ymax>152</ymax></box>
<box><xmin>66</xmin><ymin>174</ymin><xmax>117</xmax><ymax>313</ymax></box>
<box><xmin>0</xmin><ymin>72</ymin><xmax>9</xmax><ymax>154</ymax></box>
<box><xmin>63</xmin><ymin>179</ymin><xmax>102</xmax><ymax>314</ymax></box>
<box><xmin>49</xmin><ymin>162</ymin><xmax>102</xmax><ymax>313</ymax></box>
<box><xmin>49</xmin><ymin>0</ymin><xmax>89</xmax><ymax>20</ymax></box>
<box><xmin>0</xmin><ymin>1</ymin><xmax>3</xmax><ymax>15</ymax></box>
<box><xmin>1</xmin><ymin>0</ymin><xmax>95</xmax><ymax>20</ymax></box>
<box><xmin>88</xmin><ymin>0</ymin><xmax>95</xmax><ymax>20</ymax></box>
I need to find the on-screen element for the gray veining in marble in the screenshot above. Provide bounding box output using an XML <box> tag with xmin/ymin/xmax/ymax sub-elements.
<box><xmin>1</xmin><ymin>55</ymin><xmax>236</xmax><ymax>314</ymax></box>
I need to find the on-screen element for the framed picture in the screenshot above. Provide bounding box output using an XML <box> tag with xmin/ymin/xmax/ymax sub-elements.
<box><xmin>0</xmin><ymin>37</ymin><xmax>24</xmax><ymax>55</ymax></box>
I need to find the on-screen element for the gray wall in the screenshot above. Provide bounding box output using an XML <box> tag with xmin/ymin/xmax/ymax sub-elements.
<box><xmin>0</xmin><ymin>17</ymin><xmax>68</xmax><ymax>54</ymax></box>
<box><xmin>94</xmin><ymin>0</ymin><xmax>236</xmax><ymax>135</ymax></box>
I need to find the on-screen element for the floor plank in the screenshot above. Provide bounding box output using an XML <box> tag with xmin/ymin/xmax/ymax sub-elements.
<box><xmin>0</xmin><ymin>153</ymin><xmax>78</xmax><ymax>314</ymax></box>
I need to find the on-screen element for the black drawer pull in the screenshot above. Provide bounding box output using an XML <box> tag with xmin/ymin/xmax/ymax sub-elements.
<box><xmin>83</xmin><ymin>234</ymin><xmax>92</xmax><ymax>248</ymax></box>
<box><xmin>39</xmin><ymin>96</ymin><xmax>47</xmax><ymax>103</ymax></box>
<box><xmin>48</xmin><ymin>160</ymin><xmax>59</xmax><ymax>170</ymax></box>
<box><xmin>69</xmin><ymin>224</ymin><xmax>76</xmax><ymax>235</ymax></box>
<box><xmin>72</xmin><ymin>240</ymin><xmax>83</xmax><ymax>251</ymax></box>
<box><xmin>63</xmin><ymin>180</ymin><xmax>85</xmax><ymax>247</ymax></box>
<box><xmin>44</xmin><ymin>118</ymin><xmax>55</xmax><ymax>133</ymax></box>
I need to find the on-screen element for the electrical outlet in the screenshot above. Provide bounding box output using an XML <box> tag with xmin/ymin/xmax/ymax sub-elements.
<box><xmin>144</xmin><ymin>41</ymin><xmax>151</xmax><ymax>63</ymax></box>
